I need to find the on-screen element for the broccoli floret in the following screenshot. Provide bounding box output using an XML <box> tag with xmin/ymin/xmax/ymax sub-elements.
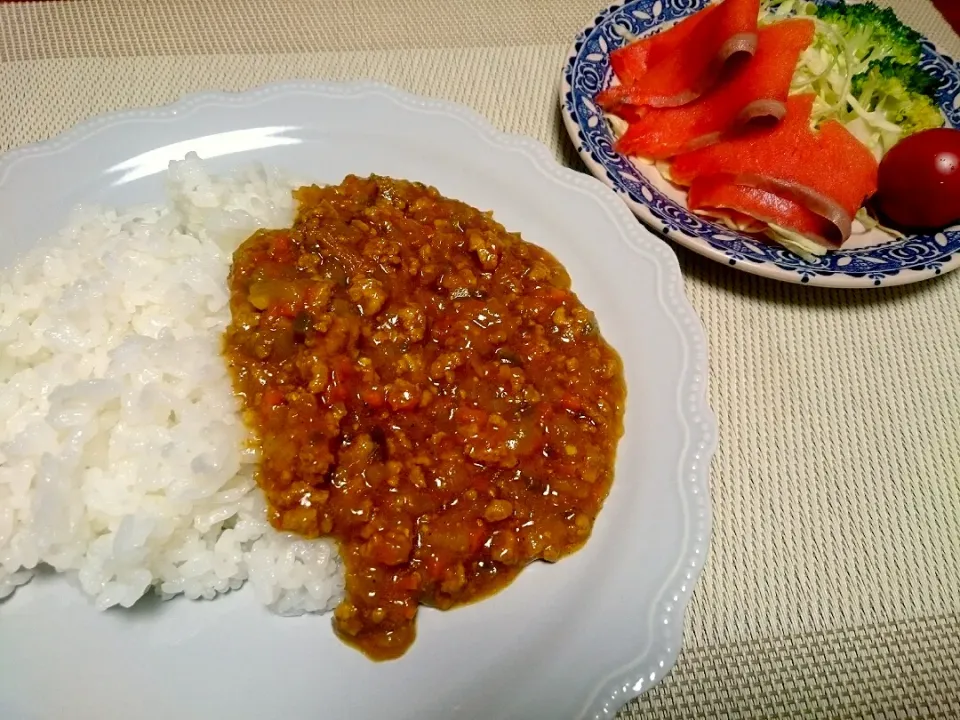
<box><xmin>812</xmin><ymin>0</ymin><xmax>847</xmax><ymax>24</ymax></box>
<box><xmin>843</xmin><ymin>57</ymin><xmax>944</xmax><ymax>155</ymax></box>
<box><xmin>890</xmin><ymin>96</ymin><xmax>944</xmax><ymax>136</ymax></box>
<box><xmin>815</xmin><ymin>1</ymin><xmax>922</xmax><ymax>69</ymax></box>
<box><xmin>851</xmin><ymin>57</ymin><xmax>940</xmax><ymax>101</ymax></box>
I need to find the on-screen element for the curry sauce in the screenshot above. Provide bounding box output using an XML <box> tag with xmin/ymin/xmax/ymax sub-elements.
<box><xmin>224</xmin><ymin>175</ymin><xmax>626</xmax><ymax>660</ymax></box>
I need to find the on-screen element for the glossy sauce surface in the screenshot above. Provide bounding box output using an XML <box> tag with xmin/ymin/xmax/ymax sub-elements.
<box><xmin>224</xmin><ymin>175</ymin><xmax>626</xmax><ymax>659</ymax></box>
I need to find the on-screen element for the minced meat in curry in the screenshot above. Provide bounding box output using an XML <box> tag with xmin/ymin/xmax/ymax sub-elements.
<box><xmin>224</xmin><ymin>175</ymin><xmax>626</xmax><ymax>660</ymax></box>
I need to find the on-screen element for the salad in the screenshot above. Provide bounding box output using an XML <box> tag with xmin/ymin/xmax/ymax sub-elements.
<box><xmin>596</xmin><ymin>0</ymin><xmax>960</xmax><ymax>259</ymax></box>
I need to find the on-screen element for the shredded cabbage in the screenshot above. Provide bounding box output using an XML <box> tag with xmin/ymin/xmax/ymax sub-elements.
<box><xmin>766</xmin><ymin>223</ymin><xmax>827</xmax><ymax>261</ymax></box>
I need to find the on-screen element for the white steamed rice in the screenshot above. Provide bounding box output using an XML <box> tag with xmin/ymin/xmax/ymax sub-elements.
<box><xmin>0</xmin><ymin>154</ymin><xmax>344</xmax><ymax>615</ymax></box>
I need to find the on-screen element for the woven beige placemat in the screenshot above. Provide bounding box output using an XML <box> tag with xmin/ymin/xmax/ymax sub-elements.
<box><xmin>2</xmin><ymin>1</ymin><xmax>959</xmax><ymax>717</ymax></box>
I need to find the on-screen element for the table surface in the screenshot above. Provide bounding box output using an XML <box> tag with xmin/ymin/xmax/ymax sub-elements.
<box><xmin>2</xmin><ymin>1</ymin><xmax>960</xmax><ymax>718</ymax></box>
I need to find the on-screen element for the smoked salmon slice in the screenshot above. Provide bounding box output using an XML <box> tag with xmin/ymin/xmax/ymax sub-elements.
<box><xmin>609</xmin><ymin>5</ymin><xmax>720</xmax><ymax>86</ymax></box>
<box><xmin>597</xmin><ymin>0</ymin><xmax>761</xmax><ymax>110</ymax></box>
<box><xmin>687</xmin><ymin>174</ymin><xmax>841</xmax><ymax>246</ymax></box>
<box><xmin>615</xmin><ymin>19</ymin><xmax>815</xmax><ymax>161</ymax></box>
<box><xmin>669</xmin><ymin>93</ymin><xmax>879</xmax><ymax>243</ymax></box>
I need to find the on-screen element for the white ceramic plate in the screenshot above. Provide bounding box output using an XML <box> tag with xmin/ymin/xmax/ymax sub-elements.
<box><xmin>0</xmin><ymin>81</ymin><xmax>715</xmax><ymax>720</ymax></box>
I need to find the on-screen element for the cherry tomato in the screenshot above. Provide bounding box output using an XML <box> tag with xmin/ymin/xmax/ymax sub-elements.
<box><xmin>875</xmin><ymin>128</ymin><xmax>960</xmax><ymax>231</ymax></box>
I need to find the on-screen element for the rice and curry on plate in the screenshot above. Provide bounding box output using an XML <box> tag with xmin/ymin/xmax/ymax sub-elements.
<box><xmin>0</xmin><ymin>156</ymin><xmax>626</xmax><ymax>660</ymax></box>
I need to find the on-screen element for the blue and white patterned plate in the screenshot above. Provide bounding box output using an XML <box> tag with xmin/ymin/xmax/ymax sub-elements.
<box><xmin>560</xmin><ymin>0</ymin><xmax>960</xmax><ymax>287</ymax></box>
